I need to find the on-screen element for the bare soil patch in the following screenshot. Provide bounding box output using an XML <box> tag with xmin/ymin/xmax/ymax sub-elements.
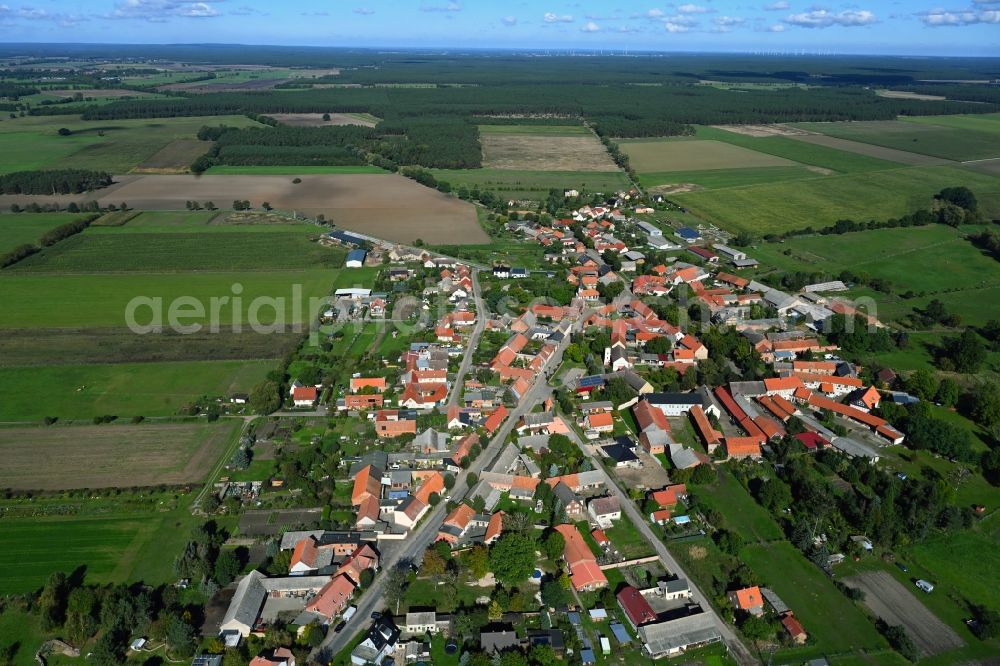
<box><xmin>0</xmin><ymin>422</ymin><xmax>237</xmax><ymax>490</ymax></box>
<box><xmin>844</xmin><ymin>571</ymin><xmax>964</xmax><ymax>656</ymax></box>
<box><xmin>265</xmin><ymin>112</ymin><xmax>377</xmax><ymax>128</ymax></box>
<box><xmin>134</xmin><ymin>139</ymin><xmax>208</xmax><ymax>173</ymax></box>
<box><xmin>790</xmin><ymin>134</ymin><xmax>954</xmax><ymax>166</ymax></box>
<box><xmin>712</xmin><ymin>124</ymin><xmax>811</xmax><ymax>137</ymax></box>
<box><xmin>0</xmin><ymin>174</ymin><xmax>485</xmax><ymax>245</ymax></box>
<box><xmin>48</xmin><ymin>88</ymin><xmax>155</xmax><ymax>98</ymax></box>
<box><xmin>481</xmin><ymin>133</ymin><xmax>618</xmax><ymax>171</ymax></box>
<box><xmin>238</xmin><ymin>507</ymin><xmax>323</xmax><ymax>537</ymax></box>
<box><xmin>612</xmin><ymin>450</ymin><xmax>671</xmax><ymax>489</ymax></box>
<box><xmin>648</xmin><ymin>183</ymin><xmax>704</xmax><ymax>195</ymax></box>
<box><xmin>876</xmin><ymin>90</ymin><xmax>946</xmax><ymax>101</ymax></box>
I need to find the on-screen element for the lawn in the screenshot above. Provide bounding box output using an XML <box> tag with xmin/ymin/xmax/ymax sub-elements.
<box><xmin>0</xmin><ymin>114</ymin><xmax>265</xmax><ymax>174</ymax></box>
<box><xmin>0</xmin><ymin>213</ymin><xmax>79</xmax><ymax>254</ymax></box>
<box><xmin>604</xmin><ymin>514</ymin><xmax>656</xmax><ymax>559</ymax></box>
<box><xmin>740</xmin><ymin>542</ymin><xmax>888</xmax><ymax>658</ymax></box>
<box><xmin>672</xmin><ymin>164</ymin><xmax>1000</xmax><ymax>235</ymax></box>
<box><xmin>0</xmin><ymin>609</ymin><xmax>48</xmax><ymax>666</ymax></box>
<box><xmin>11</xmin><ymin>230</ymin><xmax>342</xmax><ymax>272</ymax></box>
<box><xmin>696</xmin><ymin>467</ymin><xmax>784</xmax><ymax>544</ymax></box>
<box><xmin>0</xmin><ymin>269</ymin><xmax>337</xmax><ymax>328</ymax></box>
<box><xmin>903</xmin><ymin>517</ymin><xmax>1000</xmax><ymax>611</ymax></box>
<box><xmin>428</xmin><ymin>168</ymin><xmax>630</xmax><ymax>199</ymax></box>
<box><xmin>619</xmin><ymin>138</ymin><xmax>797</xmax><ymax>173</ymax></box>
<box><xmin>793</xmin><ymin>117</ymin><xmax>1000</xmax><ymax>162</ymax></box>
<box><xmin>0</xmin><ymin>360</ymin><xmax>273</xmax><ymax>421</ymax></box>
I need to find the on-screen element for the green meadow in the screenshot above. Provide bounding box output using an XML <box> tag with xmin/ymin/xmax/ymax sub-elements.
<box><xmin>0</xmin><ymin>114</ymin><xmax>264</xmax><ymax>174</ymax></box>
<box><xmin>0</xmin><ymin>213</ymin><xmax>79</xmax><ymax>254</ymax></box>
<box><xmin>0</xmin><ymin>361</ymin><xmax>272</xmax><ymax>421</ymax></box>
<box><xmin>793</xmin><ymin>116</ymin><xmax>1000</xmax><ymax>162</ymax></box>
<box><xmin>673</xmin><ymin>165</ymin><xmax>1000</xmax><ymax>235</ymax></box>
<box><xmin>10</xmin><ymin>229</ymin><xmax>342</xmax><ymax>272</ymax></box>
<box><xmin>428</xmin><ymin>168</ymin><xmax>631</xmax><ymax>199</ymax></box>
<box><xmin>0</xmin><ymin>269</ymin><xmax>336</xmax><ymax>328</ymax></box>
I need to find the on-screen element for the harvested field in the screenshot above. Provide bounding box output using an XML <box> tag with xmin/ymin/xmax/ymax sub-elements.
<box><xmin>134</xmin><ymin>139</ymin><xmax>209</xmax><ymax>173</ymax></box>
<box><xmin>238</xmin><ymin>507</ymin><xmax>323</xmax><ymax>537</ymax></box>
<box><xmin>265</xmin><ymin>112</ymin><xmax>377</xmax><ymax>128</ymax></box>
<box><xmin>480</xmin><ymin>132</ymin><xmax>618</xmax><ymax>171</ymax></box>
<box><xmin>158</xmin><ymin>78</ymin><xmax>288</xmax><ymax>93</ymax></box>
<box><xmin>789</xmin><ymin>134</ymin><xmax>953</xmax><ymax>166</ymax></box>
<box><xmin>711</xmin><ymin>124</ymin><xmax>811</xmax><ymax>137</ymax></box>
<box><xmin>844</xmin><ymin>571</ymin><xmax>964</xmax><ymax>656</ymax></box>
<box><xmin>0</xmin><ymin>422</ymin><xmax>238</xmax><ymax>490</ymax></box>
<box><xmin>876</xmin><ymin>89</ymin><xmax>946</xmax><ymax>101</ymax></box>
<box><xmin>0</xmin><ymin>328</ymin><xmax>302</xmax><ymax>366</ymax></box>
<box><xmin>47</xmin><ymin>88</ymin><xmax>155</xmax><ymax>98</ymax></box>
<box><xmin>0</xmin><ymin>174</ymin><xmax>485</xmax><ymax>245</ymax></box>
<box><xmin>793</xmin><ymin>118</ymin><xmax>1000</xmax><ymax>161</ymax></box>
<box><xmin>620</xmin><ymin>138</ymin><xmax>797</xmax><ymax>173</ymax></box>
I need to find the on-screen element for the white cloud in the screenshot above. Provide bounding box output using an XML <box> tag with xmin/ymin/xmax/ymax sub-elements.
<box><xmin>419</xmin><ymin>2</ymin><xmax>460</xmax><ymax>12</ymax></box>
<box><xmin>766</xmin><ymin>23</ymin><xmax>785</xmax><ymax>31</ymax></box>
<box><xmin>920</xmin><ymin>8</ymin><xmax>1000</xmax><ymax>25</ymax></box>
<box><xmin>677</xmin><ymin>3</ymin><xmax>710</xmax><ymax>13</ymax></box>
<box><xmin>543</xmin><ymin>11</ymin><xmax>573</xmax><ymax>22</ymax></box>
<box><xmin>785</xmin><ymin>8</ymin><xmax>877</xmax><ymax>27</ymax></box>
<box><xmin>714</xmin><ymin>15</ymin><xmax>746</xmax><ymax>26</ymax></box>
<box><xmin>501</xmin><ymin>15</ymin><xmax>517</xmax><ymax>26</ymax></box>
<box><xmin>581</xmin><ymin>20</ymin><xmax>599</xmax><ymax>31</ymax></box>
<box><xmin>664</xmin><ymin>21</ymin><xmax>691</xmax><ymax>31</ymax></box>
<box><xmin>108</xmin><ymin>0</ymin><xmax>224</xmax><ymax>20</ymax></box>
<box><xmin>353</xmin><ymin>7</ymin><xmax>374</xmax><ymax>15</ymax></box>
<box><xmin>764</xmin><ymin>1</ymin><xmax>789</xmax><ymax>9</ymax></box>
<box><xmin>646</xmin><ymin>8</ymin><xmax>665</xmax><ymax>17</ymax></box>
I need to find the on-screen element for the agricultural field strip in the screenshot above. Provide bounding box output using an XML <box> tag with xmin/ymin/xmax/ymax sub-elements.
<box><xmin>0</xmin><ymin>422</ymin><xmax>239</xmax><ymax>490</ymax></box>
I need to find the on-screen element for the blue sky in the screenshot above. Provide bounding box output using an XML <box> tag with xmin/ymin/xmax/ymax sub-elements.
<box><xmin>0</xmin><ymin>1</ymin><xmax>998</xmax><ymax>56</ymax></box>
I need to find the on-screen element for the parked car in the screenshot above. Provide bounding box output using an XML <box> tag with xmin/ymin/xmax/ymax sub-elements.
<box><xmin>896</xmin><ymin>562</ymin><xmax>909</xmax><ymax>573</ymax></box>
<box><xmin>916</xmin><ymin>579</ymin><xmax>934</xmax><ymax>593</ymax></box>
<box><xmin>371</xmin><ymin>611</ymin><xmax>382</xmax><ymax>620</ymax></box>
<box><xmin>333</xmin><ymin>621</ymin><xmax>345</xmax><ymax>633</ymax></box>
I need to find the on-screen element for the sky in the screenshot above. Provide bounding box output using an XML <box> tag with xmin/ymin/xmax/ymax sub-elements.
<box><xmin>0</xmin><ymin>0</ymin><xmax>998</xmax><ymax>57</ymax></box>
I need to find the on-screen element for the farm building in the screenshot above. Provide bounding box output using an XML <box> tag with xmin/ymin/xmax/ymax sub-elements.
<box><xmin>674</xmin><ymin>227</ymin><xmax>701</xmax><ymax>243</ymax></box>
<box><xmin>713</xmin><ymin>244</ymin><xmax>746</xmax><ymax>262</ymax></box>
<box><xmin>346</xmin><ymin>249</ymin><xmax>367</xmax><ymax>268</ymax></box>
<box><xmin>638</xmin><ymin>613</ymin><xmax>721</xmax><ymax>659</ymax></box>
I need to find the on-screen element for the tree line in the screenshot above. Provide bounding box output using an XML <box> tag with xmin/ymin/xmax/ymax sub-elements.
<box><xmin>0</xmin><ymin>169</ymin><xmax>112</xmax><ymax>195</ymax></box>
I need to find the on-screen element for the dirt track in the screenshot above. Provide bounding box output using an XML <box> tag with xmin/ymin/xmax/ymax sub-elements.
<box><xmin>844</xmin><ymin>571</ymin><xmax>964</xmax><ymax>656</ymax></box>
<box><xmin>0</xmin><ymin>173</ymin><xmax>486</xmax><ymax>245</ymax></box>
<box><xmin>266</xmin><ymin>112</ymin><xmax>377</xmax><ymax>128</ymax></box>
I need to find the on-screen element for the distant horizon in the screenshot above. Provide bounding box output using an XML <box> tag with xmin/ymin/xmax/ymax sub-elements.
<box><xmin>1</xmin><ymin>42</ymin><xmax>999</xmax><ymax>61</ymax></box>
<box><xmin>0</xmin><ymin>0</ymin><xmax>997</xmax><ymax>58</ymax></box>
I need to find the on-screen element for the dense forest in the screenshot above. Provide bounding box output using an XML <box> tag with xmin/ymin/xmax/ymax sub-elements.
<box><xmin>0</xmin><ymin>170</ymin><xmax>113</xmax><ymax>195</ymax></box>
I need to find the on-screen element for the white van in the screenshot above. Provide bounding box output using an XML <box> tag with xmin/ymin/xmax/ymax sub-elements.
<box><xmin>342</xmin><ymin>605</ymin><xmax>358</xmax><ymax>622</ymax></box>
<box><xmin>915</xmin><ymin>580</ymin><xmax>934</xmax><ymax>593</ymax></box>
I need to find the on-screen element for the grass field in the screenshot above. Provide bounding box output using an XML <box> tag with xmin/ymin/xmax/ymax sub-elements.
<box><xmin>637</xmin><ymin>166</ymin><xmax>823</xmax><ymax>190</ymax></box>
<box><xmin>0</xmin><ymin>361</ymin><xmax>272</xmax><ymax>421</ymax></box>
<box><xmin>10</xmin><ymin>229</ymin><xmax>341</xmax><ymax>272</ymax></box>
<box><xmin>793</xmin><ymin>116</ymin><xmax>1000</xmax><ymax>162</ymax></box>
<box><xmin>0</xmin><ymin>489</ymin><xmax>219</xmax><ymax>595</ymax></box>
<box><xmin>672</xmin><ymin>165</ymin><xmax>1000</xmax><ymax>235</ymax></box>
<box><xmin>750</xmin><ymin>224</ymin><xmax>1000</xmax><ymax>299</ymax></box>
<box><xmin>697</xmin><ymin>125</ymin><xmax>902</xmax><ymax>174</ymax></box>
<box><xmin>478</xmin><ymin>124</ymin><xmax>590</xmax><ymax>135</ymax></box>
<box><xmin>698</xmin><ymin>467</ymin><xmax>785</xmax><ymax>544</ymax></box>
<box><xmin>904</xmin><ymin>519</ymin><xmax>1000</xmax><ymax>612</ymax></box>
<box><xmin>741</xmin><ymin>541</ymin><xmax>888</xmax><ymax>658</ymax></box>
<box><xmin>0</xmin><ymin>114</ymin><xmax>264</xmax><ymax>174</ymax></box>
<box><xmin>0</xmin><ymin>213</ymin><xmax>78</xmax><ymax>254</ymax></box>
<box><xmin>0</xmin><ymin>269</ymin><xmax>336</xmax><ymax>328</ymax></box>
<box><xmin>0</xmin><ymin>421</ymin><xmax>239</xmax><ymax>489</ymax></box>
<box><xmin>620</xmin><ymin>138</ymin><xmax>797</xmax><ymax>173</ymax></box>
<box><xmin>429</xmin><ymin>168</ymin><xmax>630</xmax><ymax>199</ymax></box>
